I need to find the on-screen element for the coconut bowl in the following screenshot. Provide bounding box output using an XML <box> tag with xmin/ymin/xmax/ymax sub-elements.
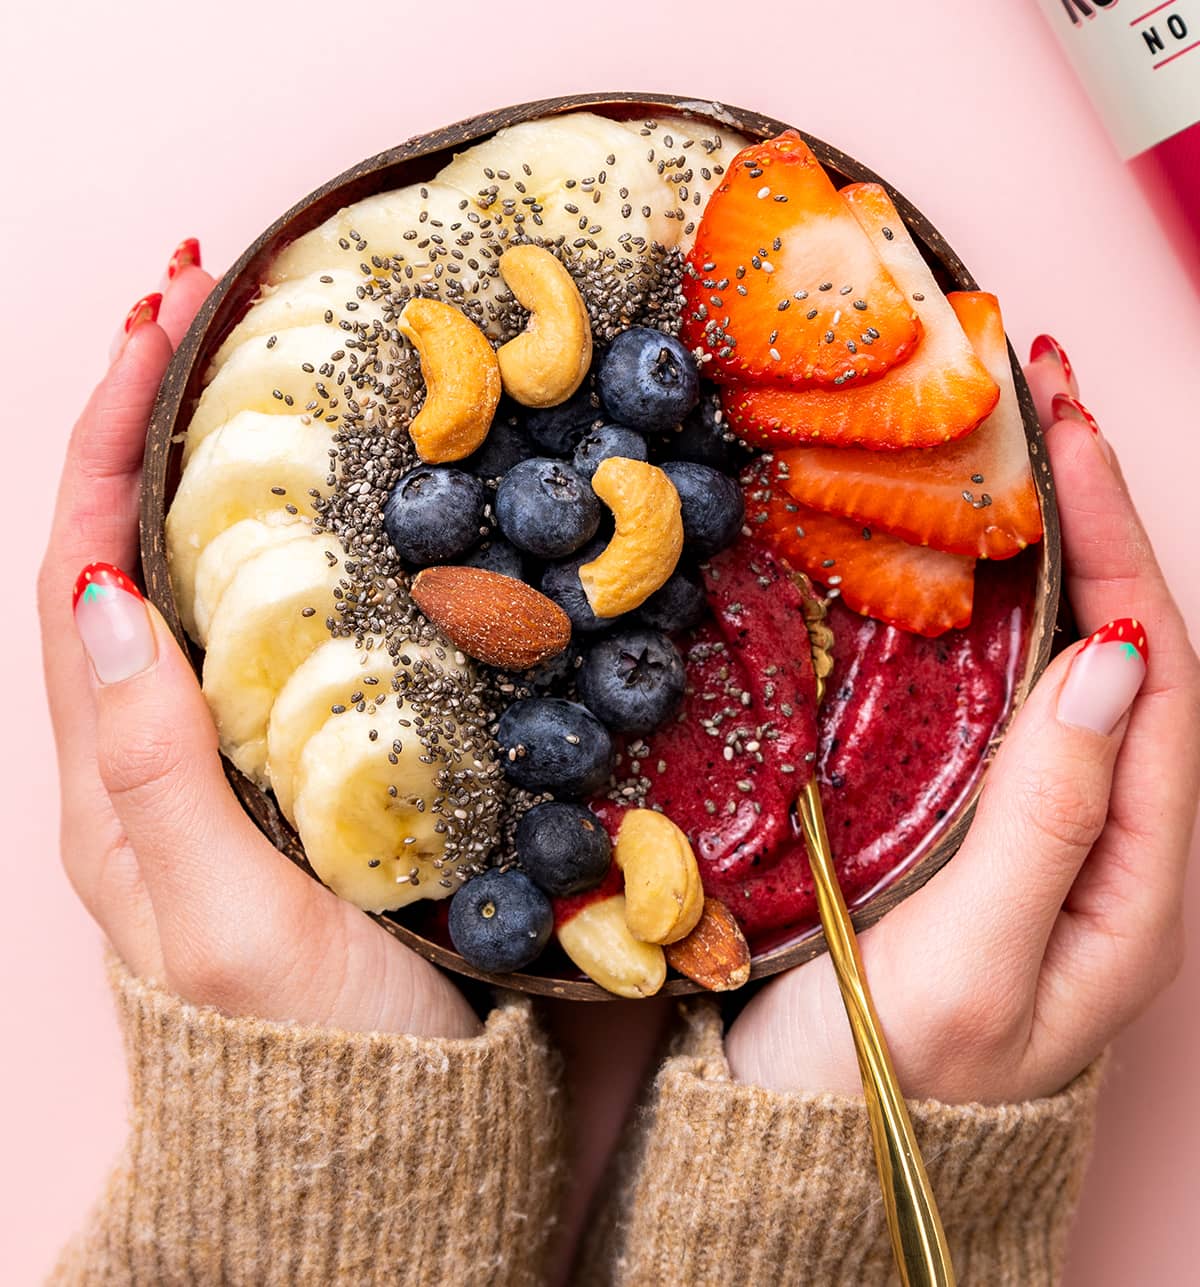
<box><xmin>141</xmin><ymin>92</ymin><xmax>1062</xmax><ymax>999</ymax></box>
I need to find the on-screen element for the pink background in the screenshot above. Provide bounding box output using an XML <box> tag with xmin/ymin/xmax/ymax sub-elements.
<box><xmin>3</xmin><ymin>1</ymin><xmax>1198</xmax><ymax>1280</ymax></box>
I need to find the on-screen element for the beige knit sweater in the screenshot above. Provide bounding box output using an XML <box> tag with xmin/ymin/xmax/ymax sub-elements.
<box><xmin>52</xmin><ymin>962</ymin><xmax>1102</xmax><ymax>1286</ymax></box>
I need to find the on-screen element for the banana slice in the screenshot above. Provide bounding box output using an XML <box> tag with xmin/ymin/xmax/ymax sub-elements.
<box><xmin>192</xmin><ymin>513</ymin><xmax>311</xmax><ymax>647</ymax></box>
<box><xmin>206</xmin><ymin>271</ymin><xmax>387</xmax><ymax>379</ymax></box>
<box><xmin>202</xmin><ymin>533</ymin><xmax>346</xmax><ymax>785</ymax></box>
<box><xmin>183</xmin><ymin>325</ymin><xmax>401</xmax><ymax>464</ymax></box>
<box><xmin>268</xmin><ymin>180</ymin><xmax>472</xmax><ymax>282</ymax></box>
<box><xmin>293</xmin><ymin>700</ymin><xmax>473</xmax><ymax>913</ymax></box>
<box><xmin>267</xmin><ymin>636</ymin><xmax>467</xmax><ymax>825</ymax></box>
<box><xmin>437</xmin><ymin>111</ymin><xmax>681</xmax><ymax>259</ymax></box>
<box><xmin>266</xmin><ymin>180</ymin><xmax>508</xmax><ymax>322</ymax></box>
<box><xmin>267</xmin><ymin>180</ymin><xmax>508</xmax><ymax>335</ymax></box>
<box><xmin>166</xmin><ymin>410</ymin><xmax>335</xmax><ymax>640</ymax></box>
<box><xmin>620</xmin><ymin>115</ymin><xmax>752</xmax><ymax>250</ymax></box>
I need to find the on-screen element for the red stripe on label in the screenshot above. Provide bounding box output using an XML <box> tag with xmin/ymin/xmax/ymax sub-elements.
<box><xmin>1154</xmin><ymin>37</ymin><xmax>1200</xmax><ymax>67</ymax></box>
<box><xmin>1130</xmin><ymin>0</ymin><xmax>1179</xmax><ymax>25</ymax></box>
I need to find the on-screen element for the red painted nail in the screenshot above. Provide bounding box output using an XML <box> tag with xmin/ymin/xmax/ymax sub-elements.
<box><xmin>1059</xmin><ymin>618</ymin><xmax>1149</xmax><ymax>733</ymax></box>
<box><xmin>1082</xmin><ymin>617</ymin><xmax>1150</xmax><ymax>666</ymax></box>
<box><xmin>1051</xmin><ymin>393</ymin><xmax>1100</xmax><ymax>434</ymax></box>
<box><xmin>72</xmin><ymin>562</ymin><xmax>144</xmax><ymax>611</ymax></box>
<box><xmin>167</xmin><ymin>237</ymin><xmax>202</xmax><ymax>280</ymax></box>
<box><xmin>122</xmin><ymin>292</ymin><xmax>162</xmax><ymax>336</ymax></box>
<box><xmin>73</xmin><ymin>563</ymin><xmax>155</xmax><ymax>685</ymax></box>
<box><xmin>1030</xmin><ymin>334</ymin><xmax>1074</xmax><ymax>385</ymax></box>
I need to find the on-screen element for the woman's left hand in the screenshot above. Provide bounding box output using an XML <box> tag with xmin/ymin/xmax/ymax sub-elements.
<box><xmin>38</xmin><ymin>245</ymin><xmax>481</xmax><ymax>1041</ymax></box>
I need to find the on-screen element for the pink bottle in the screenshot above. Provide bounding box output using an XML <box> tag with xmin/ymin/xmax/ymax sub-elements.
<box><xmin>1038</xmin><ymin>1</ymin><xmax>1200</xmax><ymax>279</ymax></box>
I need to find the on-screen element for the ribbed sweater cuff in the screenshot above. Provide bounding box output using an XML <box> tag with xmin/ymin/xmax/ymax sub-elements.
<box><xmin>52</xmin><ymin>960</ymin><xmax>564</xmax><ymax>1286</ymax></box>
<box><xmin>592</xmin><ymin>999</ymin><xmax>1102</xmax><ymax>1287</ymax></box>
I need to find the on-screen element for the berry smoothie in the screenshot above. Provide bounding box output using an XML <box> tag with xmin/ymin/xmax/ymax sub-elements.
<box><xmin>595</xmin><ymin>539</ymin><xmax>1034</xmax><ymax>947</ymax></box>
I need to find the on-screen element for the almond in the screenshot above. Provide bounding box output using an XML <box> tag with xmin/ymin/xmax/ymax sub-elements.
<box><xmin>664</xmin><ymin>898</ymin><xmax>752</xmax><ymax>992</ymax></box>
<box><xmin>411</xmin><ymin>566</ymin><xmax>570</xmax><ymax>670</ymax></box>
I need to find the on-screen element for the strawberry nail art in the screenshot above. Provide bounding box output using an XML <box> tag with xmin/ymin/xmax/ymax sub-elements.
<box><xmin>1030</xmin><ymin>334</ymin><xmax>1078</xmax><ymax>394</ymax></box>
<box><xmin>1058</xmin><ymin>617</ymin><xmax>1149</xmax><ymax>734</ymax></box>
<box><xmin>1081</xmin><ymin>617</ymin><xmax>1149</xmax><ymax>666</ymax></box>
<box><xmin>73</xmin><ymin>563</ymin><xmax>156</xmax><ymax>684</ymax></box>
<box><xmin>167</xmin><ymin>237</ymin><xmax>202</xmax><ymax>280</ymax></box>
<box><xmin>1051</xmin><ymin>394</ymin><xmax>1101</xmax><ymax>435</ymax></box>
<box><xmin>72</xmin><ymin>562</ymin><xmax>143</xmax><ymax>610</ymax></box>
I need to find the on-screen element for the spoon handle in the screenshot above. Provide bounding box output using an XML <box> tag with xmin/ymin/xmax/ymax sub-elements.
<box><xmin>796</xmin><ymin>777</ymin><xmax>956</xmax><ymax>1287</ymax></box>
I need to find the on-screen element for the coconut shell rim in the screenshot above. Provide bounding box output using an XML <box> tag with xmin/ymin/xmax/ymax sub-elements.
<box><xmin>140</xmin><ymin>91</ymin><xmax>1063</xmax><ymax>1001</ymax></box>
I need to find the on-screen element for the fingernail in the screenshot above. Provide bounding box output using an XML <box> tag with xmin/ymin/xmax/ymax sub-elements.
<box><xmin>1052</xmin><ymin>393</ymin><xmax>1099</xmax><ymax>432</ymax></box>
<box><xmin>1051</xmin><ymin>394</ymin><xmax>1113</xmax><ymax>464</ymax></box>
<box><xmin>1058</xmin><ymin>618</ymin><xmax>1149</xmax><ymax>735</ymax></box>
<box><xmin>109</xmin><ymin>292</ymin><xmax>162</xmax><ymax>364</ymax></box>
<box><xmin>73</xmin><ymin>563</ymin><xmax>157</xmax><ymax>684</ymax></box>
<box><xmin>1029</xmin><ymin>334</ymin><xmax>1079</xmax><ymax>397</ymax></box>
<box><xmin>166</xmin><ymin>237</ymin><xmax>202</xmax><ymax>281</ymax></box>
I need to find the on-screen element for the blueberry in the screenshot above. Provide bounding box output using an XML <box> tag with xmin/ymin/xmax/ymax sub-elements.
<box><xmin>578</xmin><ymin>628</ymin><xmax>686</xmax><ymax>735</ymax></box>
<box><xmin>463</xmin><ymin>538</ymin><xmax>525</xmax><ymax>580</ymax></box>
<box><xmin>465</xmin><ymin>404</ymin><xmax>535</xmax><ymax>480</ymax></box>
<box><xmin>383</xmin><ymin>466</ymin><xmax>487</xmax><ymax>565</ymax></box>
<box><xmin>448</xmin><ymin>868</ymin><xmax>552</xmax><ymax>974</ymax></box>
<box><xmin>637</xmin><ymin>567</ymin><xmax>708</xmax><ymax>633</ymax></box>
<box><xmin>495</xmin><ymin>458</ymin><xmax>600</xmax><ymax>559</ymax></box>
<box><xmin>516</xmin><ymin>802</ymin><xmax>612</xmax><ymax>897</ymax></box>
<box><xmin>661</xmin><ymin>461</ymin><xmax>745</xmax><ymax>558</ymax></box>
<box><xmin>497</xmin><ymin>698</ymin><xmax>613</xmax><ymax>797</ymax></box>
<box><xmin>540</xmin><ymin>540</ymin><xmax>616</xmax><ymax>635</ymax></box>
<box><xmin>656</xmin><ymin>388</ymin><xmax>742</xmax><ymax>472</ymax></box>
<box><xmin>597</xmin><ymin>328</ymin><xmax>700</xmax><ymax>434</ymax></box>
<box><xmin>518</xmin><ymin>644</ymin><xmax>580</xmax><ymax>694</ymax></box>
<box><xmin>572</xmin><ymin>423</ymin><xmax>648</xmax><ymax>480</ymax></box>
<box><xmin>525</xmin><ymin>385</ymin><xmax>605</xmax><ymax>455</ymax></box>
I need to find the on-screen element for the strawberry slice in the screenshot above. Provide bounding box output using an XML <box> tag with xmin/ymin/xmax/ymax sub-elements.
<box><xmin>774</xmin><ymin>292</ymin><xmax>1043</xmax><ymax>559</ymax></box>
<box><xmin>680</xmin><ymin>132</ymin><xmax>921</xmax><ymax>389</ymax></box>
<box><xmin>746</xmin><ymin>459</ymin><xmax>975</xmax><ymax>636</ymax></box>
<box><xmin>724</xmin><ymin>184</ymin><xmax>999</xmax><ymax>449</ymax></box>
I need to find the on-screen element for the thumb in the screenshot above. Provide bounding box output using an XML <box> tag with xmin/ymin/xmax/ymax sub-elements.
<box><xmin>73</xmin><ymin>562</ymin><xmax>480</xmax><ymax>1037</ymax></box>
<box><xmin>74</xmin><ymin>563</ymin><xmax>319</xmax><ymax>982</ymax></box>
<box><xmin>905</xmin><ymin>617</ymin><xmax>1149</xmax><ymax>986</ymax></box>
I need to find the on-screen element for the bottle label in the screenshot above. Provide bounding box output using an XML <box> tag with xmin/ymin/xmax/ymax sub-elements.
<box><xmin>1038</xmin><ymin>0</ymin><xmax>1200</xmax><ymax>158</ymax></box>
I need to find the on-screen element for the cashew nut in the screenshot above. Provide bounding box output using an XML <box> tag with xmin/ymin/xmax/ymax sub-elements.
<box><xmin>397</xmin><ymin>298</ymin><xmax>501</xmax><ymax>463</ymax></box>
<box><xmin>556</xmin><ymin>892</ymin><xmax>667</xmax><ymax>998</ymax></box>
<box><xmin>496</xmin><ymin>245</ymin><xmax>592</xmax><ymax>408</ymax></box>
<box><xmin>578</xmin><ymin>458</ymin><xmax>683</xmax><ymax>616</ymax></box>
<box><xmin>615</xmin><ymin>809</ymin><xmax>705</xmax><ymax>945</ymax></box>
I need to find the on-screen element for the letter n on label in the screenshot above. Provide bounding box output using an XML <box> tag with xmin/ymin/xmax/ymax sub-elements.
<box><xmin>1060</xmin><ymin>0</ymin><xmax>1095</xmax><ymax>25</ymax></box>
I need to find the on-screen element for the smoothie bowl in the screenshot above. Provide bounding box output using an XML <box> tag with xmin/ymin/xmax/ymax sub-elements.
<box><xmin>142</xmin><ymin>93</ymin><xmax>1060</xmax><ymax>999</ymax></box>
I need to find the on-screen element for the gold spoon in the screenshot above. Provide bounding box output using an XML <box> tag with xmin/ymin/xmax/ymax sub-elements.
<box><xmin>800</xmin><ymin>599</ymin><xmax>955</xmax><ymax>1287</ymax></box>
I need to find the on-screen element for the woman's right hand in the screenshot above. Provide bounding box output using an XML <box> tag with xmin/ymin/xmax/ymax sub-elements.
<box><xmin>726</xmin><ymin>336</ymin><xmax>1200</xmax><ymax>1105</ymax></box>
<box><xmin>37</xmin><ymin>245</ymin><xmax>481</xmax><ymax>1040</ymax></box>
